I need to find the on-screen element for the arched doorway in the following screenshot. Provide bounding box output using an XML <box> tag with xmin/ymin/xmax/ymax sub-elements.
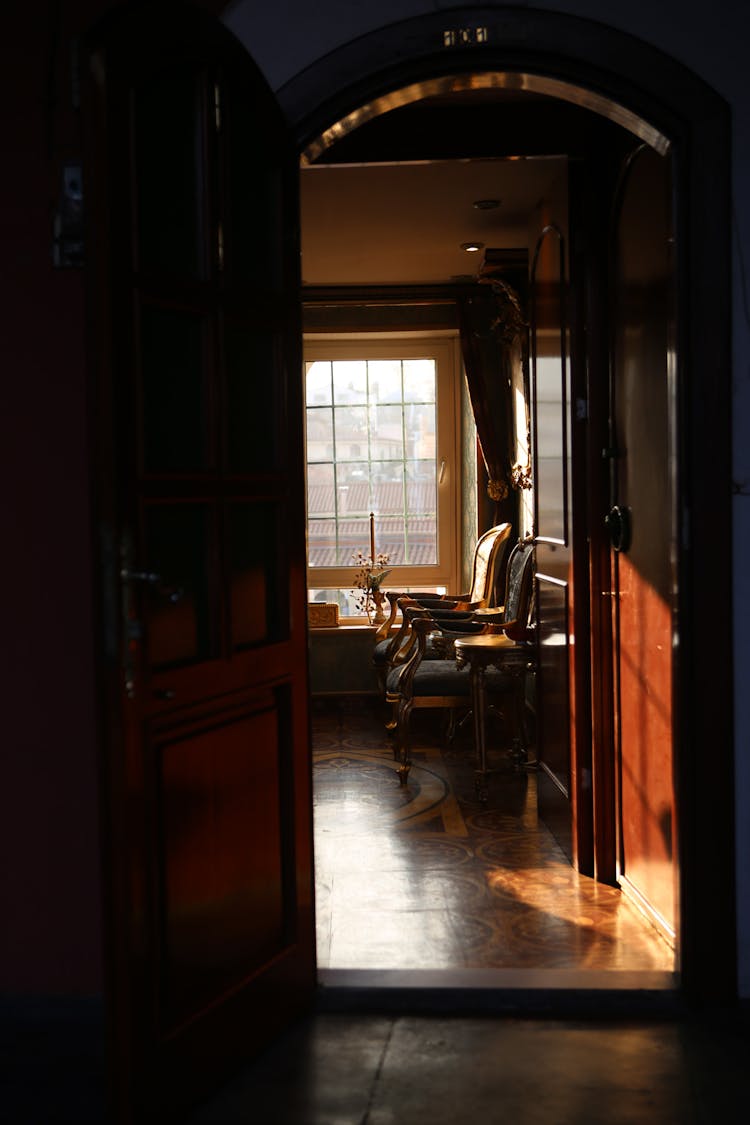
<box><xmin>277</xmin><ymin>6</ymin><xmax>735</xmax><ymax>1003</ymax></box>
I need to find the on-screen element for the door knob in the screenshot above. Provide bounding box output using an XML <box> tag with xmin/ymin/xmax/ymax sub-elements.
<box><xmin>605</xmin><ymin>505</ymin><xmax>631</xmax><ymax>553</ymax></box>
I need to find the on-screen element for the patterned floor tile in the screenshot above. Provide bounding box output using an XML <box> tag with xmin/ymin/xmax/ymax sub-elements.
<box><xmin>313</xmin><ymin>699</ymin><xmax>674</xmax><ymax>973</ymax></box>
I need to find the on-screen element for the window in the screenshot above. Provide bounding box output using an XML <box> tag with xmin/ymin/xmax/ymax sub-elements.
<box><xmin>305</xmin><ymin>334</ymin><xmax>461</xmax><ymax>615</ymax></box>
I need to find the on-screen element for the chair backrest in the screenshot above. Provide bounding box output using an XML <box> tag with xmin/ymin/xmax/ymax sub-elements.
<box><xmin>501</xmin><ymin>537</ymin><xmax>535</xmax><ymax>630</ymax></box>
<box><xmin>467</xmin><ymin>522</ymin><xmax>512</xmax><ymax>607</ymax></box>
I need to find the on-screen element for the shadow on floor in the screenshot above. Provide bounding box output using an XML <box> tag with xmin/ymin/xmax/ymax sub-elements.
<box><xmin>186</xmin><ymin>1009</ymin><xmax>749</xmax><ymax>1125</ymax></box>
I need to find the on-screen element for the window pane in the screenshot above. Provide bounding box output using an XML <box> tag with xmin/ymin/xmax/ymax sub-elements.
<box><xmin>403</xmin><ymin>358</ymin><xmax>436</xmax><ymax>403</ymax></box>
<box><xmin>309</xmin><ymin>588</ymin><xmax>361</xmax><ymax>616</ymax></box>
<box><xmin>378</xmin><ymin>516</ymin><xmax>406</xmax><ymax>564</ymax></box>
<box><xmin>406</xmin><ymin>462</ymin><xmax>436</xmax><ymax>514</ymax></box>
<box><xmin>404</xmin><ymin>402</ymin><xmax>436</xmax><ymax>459</ymax></box>
<box><xmin>336</xmin><ymin>463</ymin><xmax>369</xmax><ymax>513</ymax></box>
<box><xmin>307</xmin><ymin>463</ymin><xmax>335</xmax><ymax>517</ymax></box>
<box><xmin>306</xmin><ymin>407</ymin><xmax>334</xmax><ymax>462</ymax></box>
<box><xmin>332</xmin><ymin>360</ymin><xmax>367</xmax><ymax>403</ymax></box>
<box><xmin>333</xmin><ymin>405</ymin><xmax>368</xmax><ymax>459</ymax></box>
<box><xmin>306</xmin><ymin>360</ymin><xmax>332</xmax><ymax>406</ymax></box>
<box><xmin>336</xmin><ymin>516</ymin><xmax>370</xmax><ymax>563</ymax></box>
<box><xmin>308</xmin><ymin>520</ymin><xmax>337</xmax><ymax>566</ymax></box>
<box><xmin>368</xmin><ymin>360</ymin><xmax>402</xmax><ymax>403</ymax></box>
<box><xmin>371</xmin><ymin>467</ymin><xmax>404</xmax><ymax>515</ymax></box>
<box><xmin>407</xmin><ymin>515</ymin><xmax>437</xmax><ymax>565</ymax></box>
<box><xmin>369</xmin><ymin>404</ymin><xmax>403</xmax><ymax>460</ymax></box>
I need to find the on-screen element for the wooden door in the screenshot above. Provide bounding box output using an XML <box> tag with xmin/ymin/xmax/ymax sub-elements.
<box><xmin>85</xmin><ymin>7</ymin><xmax>314</xmax><ymax>1122</ymax></box>
<box><xmin>609</xmin><ymin>144</ymin><xmax>677</xmax><ymax>942</ymax></box>
<box><xmin>530</xmin><ymin>172</ymin><xmax>593</xmax><ymax>873</ymax></box>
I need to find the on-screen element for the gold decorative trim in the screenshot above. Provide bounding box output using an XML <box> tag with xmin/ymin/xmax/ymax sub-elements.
<box><xmin>301</xmin><ymin>73</ymin><xmax>669</xmax><ymax>165</ymax></box>
<box><xmin>511</xmin><ymin>462</ymin><xmax>533</xmax><ymax>490</ymax></box>
<box><xmin>487</xmin><ymin>477</ymin><xmax>509</xmax><ymax>502</ymax></box>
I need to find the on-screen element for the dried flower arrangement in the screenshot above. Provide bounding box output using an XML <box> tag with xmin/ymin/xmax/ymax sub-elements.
<box><xmin>351</xmin><ymin>550</ymin><xmax>391</xmax><ymax>622</ymax></box>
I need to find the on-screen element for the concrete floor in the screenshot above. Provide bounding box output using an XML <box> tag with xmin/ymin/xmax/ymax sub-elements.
<box><xmin>186</xmin><ymin>1010</ymin><xmax>749</xmax><ymax>1125</ymax></box>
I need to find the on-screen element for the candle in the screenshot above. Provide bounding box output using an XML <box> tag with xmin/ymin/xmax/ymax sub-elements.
<box><xmin>370</xmin><ymin>512</ymin><xmax>376</xmax><ymax>564</ymax></box>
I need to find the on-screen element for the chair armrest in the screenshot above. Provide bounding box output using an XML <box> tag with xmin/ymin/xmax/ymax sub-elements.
<box><xmin>374</xmin><ymin>589</ymin><xmax>402</xmax><ymax>641</ymax></box>
<box><xmin>387</xmin><ymin>613</ymin><xmax>435</xmax><ymax>698</ymax></box>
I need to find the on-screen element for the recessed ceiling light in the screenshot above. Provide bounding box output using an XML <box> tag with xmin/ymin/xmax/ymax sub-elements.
<box><xmin>473</xmin><ymin>199</ymin><xmax>500</xmax><ymax>210</ymax></box>
<box><xmin>461</xmin><ymin>241</ymin><xmax>484</xmax><ymax>253</ymax></box>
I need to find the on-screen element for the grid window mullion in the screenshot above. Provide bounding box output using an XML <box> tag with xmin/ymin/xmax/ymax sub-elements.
<box><xmin>306</xmin><ymin>349</ymin><xmax>442</xmax><ymax>578</ymax></box>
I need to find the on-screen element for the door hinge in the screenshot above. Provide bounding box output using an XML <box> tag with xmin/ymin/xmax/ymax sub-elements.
<box><xmin>217</xmin><ymin>220</ymin><xmax>224</xmax><ymax>271</ymax></box>
<box><xmin>213</xmin><ymin>81</ymin><xmax>222</xmax><ymax>132</ymax></box>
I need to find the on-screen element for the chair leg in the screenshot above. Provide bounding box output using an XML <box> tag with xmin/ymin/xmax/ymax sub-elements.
<box><xmin>445</xmin><ymin>707</ymin><xmax>471</xmax><ymax>745</ymax></box>
<box><xmin>444</xmin><ymin>708</ymin><xmax>457</xmax><ymax>744</ymax></box>
<box><xmin>395</xmin><ymin>699</ymin><xmax>413</xmax><ymax>785</ymax></box>
<box><xmin>385</xmin><ymin>696</ymin><xmax>399</xmax><ymax>735</ymax></box>
<box><xmin>509</xmin><ymin>675</ymin><xmax>536</xmax><ymax>771</ymax></box>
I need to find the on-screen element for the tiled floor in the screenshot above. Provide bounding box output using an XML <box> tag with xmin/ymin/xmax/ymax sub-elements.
<box><xmin>312</xmin><ymin>698</ymin><xmax>674</xmax><ymax>976</ymax></box>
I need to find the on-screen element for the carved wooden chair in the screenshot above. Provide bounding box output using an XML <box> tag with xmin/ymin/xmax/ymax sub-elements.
<box><xmin>372</xmin><ymin>521</ymin><xmax>512</xmax><ymax>693</ymax></box>
<box><xmin>385</xmin><ymin>536</ymin><xmax>536</xmax><ymax>786</ymax></box>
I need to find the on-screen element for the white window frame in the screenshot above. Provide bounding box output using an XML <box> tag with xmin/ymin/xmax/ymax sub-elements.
<box><xmin>304</xmin><ymin>331</ymin><xmax>462</xmax><ymax>610</ymax></box>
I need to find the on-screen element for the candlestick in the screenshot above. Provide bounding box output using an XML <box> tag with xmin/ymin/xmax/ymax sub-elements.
<box><xmin>369</xmin><ymin>512</ymin><xmax>376</xmax><ymax>564</ymax></box>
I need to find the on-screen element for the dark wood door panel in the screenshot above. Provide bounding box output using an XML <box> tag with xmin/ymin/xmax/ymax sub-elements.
<box><xmin>611</xmin><ymin>144</ymin><xmax>677</xmax><ymax>940</ymax></box>
<box><xmin>146</xmin><ymin>641</ymin><xmax>308</xmax><ymax>711</ymax></box>
<box><xmin>153</xmin><ymin>692</ymin><xmax>292</xmax><ymax>1033</ymax></box>
<box><xmin>86</xmin><ymin>6</ymin><xmax>314</xmax><ymax>1120</ymax></box>
<box><xmin>616</xmin><ymin>554</ymin><xmax>675</xmax><ymax>928</ymax></box>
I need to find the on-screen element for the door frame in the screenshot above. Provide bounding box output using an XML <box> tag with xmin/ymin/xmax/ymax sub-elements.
<box><xmin>276</xmin><ymin>7</ymin><xmax>735</xmax><ymax>1005</ymax></box>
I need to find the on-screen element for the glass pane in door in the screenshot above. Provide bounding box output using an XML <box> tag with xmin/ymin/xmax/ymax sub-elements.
<box><xmin>229</xmin><ymin>502</ymin><xmax>283</xmax><ymax>648</ymax></box>
<box><xmin>225</xmin><ymin>319</ymin><xmax>279</xmax><ymax>473</ymax></box>
<box><xmin>143</xmin><ymin>503</ymin><xmax>212</xmax><ymax>670</ymax></box>
<box><xmin>133</xmin><ymin>75</ymin><xmax>205</xmax><ymax>279</ymax></box>
<box><xmin>140</xmin><ymin>305</ymin><xmax>209</xmax><ymax>473</ymax></box>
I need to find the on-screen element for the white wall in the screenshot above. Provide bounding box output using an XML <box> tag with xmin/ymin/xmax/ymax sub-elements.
<box><xmin>223</xmin><ymin>0</ymin><xmax>750</xmax><ymax>997</ymax></box>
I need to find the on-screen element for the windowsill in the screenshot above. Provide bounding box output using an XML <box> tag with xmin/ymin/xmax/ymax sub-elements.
<box><xmin>309</xmin><ymin>621</ymin><xmax>378</xmax><ymax>633</ymax></box>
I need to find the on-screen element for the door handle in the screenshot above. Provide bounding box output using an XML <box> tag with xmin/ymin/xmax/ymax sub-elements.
<box><xmin>605</xmin><ymin>505</ymin><xmax>631</xmax><ymax>553</ymax></box>
<box><xmin>120</xmin><ymin>567</ymin><xmax>183</xmax><ymax>603</ymax></box>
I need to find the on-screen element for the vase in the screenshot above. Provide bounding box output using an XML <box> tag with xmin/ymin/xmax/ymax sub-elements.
<box><xmin>370</xmin><ymin>588</ymin><xmax>386</xmax><ymax>625</ymax></box>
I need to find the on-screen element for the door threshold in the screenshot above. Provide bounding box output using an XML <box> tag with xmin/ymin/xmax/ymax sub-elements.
<box><xmin>316</xmin><ymin>968</ymin><xmax>682</xmax><ymax>1017</ymax></box>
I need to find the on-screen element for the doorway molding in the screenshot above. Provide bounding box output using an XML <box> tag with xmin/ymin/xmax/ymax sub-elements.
<box><xmin>277</xmin><ymin>6</ymin><xmax>736</xmax><ymax>1006</ymax></box>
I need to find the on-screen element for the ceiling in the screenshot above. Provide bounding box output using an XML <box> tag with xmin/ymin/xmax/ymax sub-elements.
<box><xmin>299</xmin><ymin>156</ymin><xmax>567</xmax><ymax>287</ymax></box>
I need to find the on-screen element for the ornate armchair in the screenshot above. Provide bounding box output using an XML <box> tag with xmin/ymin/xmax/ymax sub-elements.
<box><xmin>372</xmin><ymin>522</ymin><xmax>512</xmax><ymax>692</ymax></box>
<box><xmin>385</xmin><ymin>536</ymin><xmax>535</xmax><ymax>787</ymax></box>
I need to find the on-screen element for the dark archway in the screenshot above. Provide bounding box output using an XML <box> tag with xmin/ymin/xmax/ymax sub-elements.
<box><xmin>279</xmin><ymin>6</ymin><xmax>735</xmax><ymax>1006</ymax></box>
